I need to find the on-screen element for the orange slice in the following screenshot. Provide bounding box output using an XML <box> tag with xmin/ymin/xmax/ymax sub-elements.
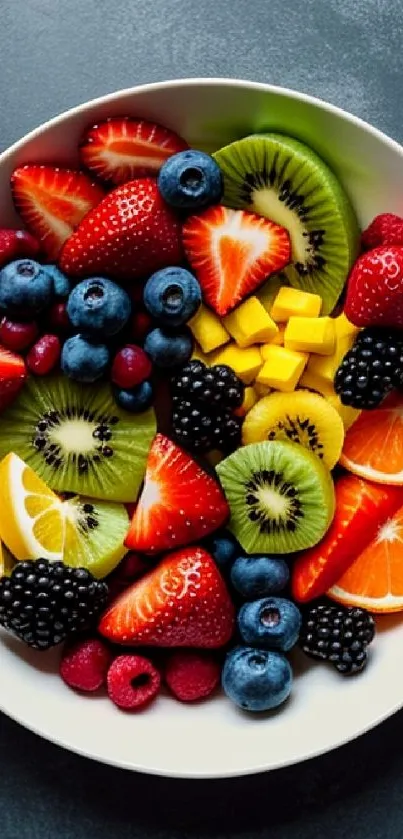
<box><xmin>340</xmin><ymin>391</ymin><xmax>403</xmax><ymax>484</ymax></box>
<box><xmin>0</xmin><ymin>452</ymin><xmax>64</xmax><ymax>561</ymax></box>
<box><xmin>328</xmin><ymin>504</ymin><xmax>403</xmax><ymax>612</ymax></box>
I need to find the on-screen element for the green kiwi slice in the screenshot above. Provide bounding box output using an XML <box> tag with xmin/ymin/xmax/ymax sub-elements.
<box><xmin>63</xmin><ymin>495</ymin><xmax>128</xmax><ymax>579</ymax></box>
<box><xmin>216</xmin><ymin>440</ymin><xmax>335</xmax><ymax>554</ymax></box>
<box><xmin>0</xmin><ymin>375</ymin><xmax>156</xmax><ymax>503</ymax></box>
<box><xmin>213</xmin><ymin>134</ymin><xmax>360</xmax><ymax>315</ymax></box>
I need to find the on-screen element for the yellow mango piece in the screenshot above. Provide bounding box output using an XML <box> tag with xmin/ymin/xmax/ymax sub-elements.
<box><xmin>234</xmin><ymin>386</ymin><xmax>258</xmax><ymax>417</ymax></box>
<box><xmin>224</xmin><ymin>297</ymin><xmax>278</xmax><ymax>348</ymax></box>
<box><xmin>306</xmin><ymin>327</ymin><xmax>356</xmax><ymax>388</ymax></box>
<box><xmin>256</xmin><ymin>345</ymin><xmax>308</xmax><ymax>392</ymax></box>
<box><xmin>191</xmin><ymin>343</ymin><xmax>212</xmax><ymax>365</ymax></box>
<box><xmin>284</xmin><ymin>316</ymin><xmax>335</xmax><ymax>355</ymax></box>
<box><xmin>254</xmin><ymin>381</ymin><xmax>273</xmax><ymax>397</ymax></box>
<box><xmin>326</xmin><ymin>391</ymin><xmax>361</xmax><ymax>431</ymax></box>
<box><xmin>334</xmin><ymin>312</ymin><xmax>361</xmax><ymax>340</ymax></box>
<box><xmin>188</xmin><ymin>304</ymin><xmax>230</xmax><ymax>354</ymax></box>
<box><xmin>269</xmin><ymin>323</ymin><xmax>286</xmax><ymax>346</ymax></box>
<box><xmin>271</xmin><ymin>286</ymin><xmax>322</xmax><ymax>322</ymax></box>
<box><xmin>211</xmin><ymin>344</ymin><xmax>263</xmax><ymax>384</ymax></box>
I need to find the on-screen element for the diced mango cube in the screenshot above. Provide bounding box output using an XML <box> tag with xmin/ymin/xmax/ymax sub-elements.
<box><xmin>299</xmin><ymin>368</ymin><xmax>333</xmax><ymax>395</ymax></box>
<box><xmin>306</xmin><ymin>326</ymin><xmax>357</xmax><ymax>389</ymax></box>
<box><xmin>256</xmin><ymin>275</ymin><xmax>286</xmax><ymax>312</ymax></box>
<box><xmin>284</xmin><ymin>316</ymin><xmax>335</xmax><ymax>355</ymax></box>
<box><xmin>334</xmin><ymin>312</ymin><xmax>361</xmax><ymax>341</ymax></box>
<box><xmin>254</xmin><ymin>381</ymin><xmax>272</xmax><ymax>397</ymax></box>
<box><xmin>270</xmin><ymin>287</ymin><xmax>322</xmax><ymax>322</ymax></box>
<box><xmin>191</xmin><ymin>343</ymin><xmax>212</xmax><ymax>365</ymax></box>
<box><xmin>270</xmin><ymin>323</ymin><xmax>286</xmax><ymax>346</ymax></box>
<box><xmin>211</xmin><ymin>344</ymin><xmax>263</xmax><ymax>384</ymax></box>
<box><xmin>188</xmin><ymin>304</ymin><xmax>230</xmax><ymax>354</ymax></box>
<box><xmin>256</xmin><ymin>345</ymin><xmax>308</xmax><ymax>392</ymax></box>
<box><xmin>224</xmin><ymin>297</ymin><xmax>278</xmax><ymax>348</ymax></box>
<box><xmin>234</xmin><ymin>386</ymin><xmax>258</xmax><ymax>417</ymax></box>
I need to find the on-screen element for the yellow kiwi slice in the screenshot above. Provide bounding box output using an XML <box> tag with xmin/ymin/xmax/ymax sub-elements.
<box><xmin>242</xmin><ymin>390</ymin><xmax>344</xmax><ymax>469</ymax></box>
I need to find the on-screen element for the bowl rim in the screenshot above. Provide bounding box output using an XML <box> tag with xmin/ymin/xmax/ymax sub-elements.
<box><xmin>1</xmin><ymin>77</ymin><xmax>403</xmax><ymax>779</ymax></box>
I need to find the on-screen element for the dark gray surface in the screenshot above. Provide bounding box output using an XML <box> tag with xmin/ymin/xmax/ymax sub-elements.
<box><xmin>1</xmin><ymin>0</ymin><xmax>403</xmax><ymax>836</ymax></box>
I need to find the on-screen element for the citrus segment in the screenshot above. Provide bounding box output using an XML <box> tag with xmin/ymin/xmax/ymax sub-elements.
<box><xmin>328</xmin><ymin>505</ymin><xmax>403</xmax><ymax>612</ymax></box>
<box><xmin>340</xmin><ymin>392</ymin><xmax>403</xmax><ymax>484</ymax></box>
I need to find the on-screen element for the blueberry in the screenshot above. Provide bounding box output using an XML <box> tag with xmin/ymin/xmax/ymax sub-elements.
<box><xmin>61</xmin><ymin>334</ymin><xmax>110</xmax><ymax>383</ymax></box>
<box><xmin>158</xmin><ymin>150</ymin><xmax>223</xmax><ymax>211</ymax></box>
<box><xmin>144</xmin><ymin>327</ymin><xmax>193</xmax><ymax>368</ymax></box>
<box><xmin>238</xmin><ymin>597</ymin><xmax>301</xmax><ymax>652</ymax></box>
<box><xmin>114</xmin><ymin>381</ymin><xmax>154</xmax><ymax>413</ymax></box>
<box><xmin>67</xmin><ymin>277</ymin><xmax>131</xmax><ymax>336</ymax></box>
<box><xmin>207</xmin><ymin>531</ymin><xmax>239</xmax><ymax>572</ymax></box>
<box><xmin>222</xmin><ymin>646</ymin><xmax>292</xmax><ymax>712</ymax></box>
<box><xmin>44</xmin><ymin>265</ymin><xmax>71</xmax><ymax>298</ymax></box>
<box><xmin>144</xmin><ymin>267</ymin><xmax>201</xmax><ymax>327</ymax></box>
<box><xmin>0</xmin><ymin>259</ymin><xmax>53</xmax><ymax>315</ymax></box>
<box><xmin>231</xmin><ymin>556</ymin><xmax>290</xmax><ymax>600</ymax></box>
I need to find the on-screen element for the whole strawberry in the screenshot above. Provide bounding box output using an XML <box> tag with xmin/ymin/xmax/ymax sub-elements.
<box><xmin>344</xmin><ymin>246</ymin><xmax>403</xmax><ymax>328</ymax></box>
<box><xmin>362</xmin><ymin>213</ymin><xmax>403</xmax><ymax>250</ymax></box>
<box><xmin>59</xmin><ymin>178</ymin><xmax>184</xmax><ymax>282</ymax></box>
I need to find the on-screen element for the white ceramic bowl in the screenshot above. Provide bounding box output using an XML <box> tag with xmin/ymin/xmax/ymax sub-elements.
<box><xmin>1</xmin><ymin>78</ymin><xmax>403</xmax><ymax>780</ymax></box>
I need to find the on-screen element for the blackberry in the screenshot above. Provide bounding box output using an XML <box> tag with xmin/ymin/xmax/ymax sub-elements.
<box><xmin>335</xmin><ymin>327</ymin><xmax>403</xmax><ymax>409</ymax></box>
<box><xmin>211</xmin><ymin>411</ymin><xmax>243</xmax><ymax>452</ymax></box>
<box><xmin>299</xmin><ymin>600</ymin><xmax>375</xmax><ymax>675</ymax></box>
<box><xmin>171</xmin><ymin>361</ymin><xmax>244</xmax><ymax>409</ymax></box>
<box><xmin>0</xmin><ymin>559</ymin><xmax>108</xmax><ymax>650</ymax></box>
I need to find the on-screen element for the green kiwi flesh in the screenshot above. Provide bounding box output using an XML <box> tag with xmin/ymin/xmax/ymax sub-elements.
<box><xmin>0</xmin><ymin>375</ymin><xmax>156</xmax><ymax>503</ymax></box>
<box><xmin>216</xmin><ymin>440</ymin><xmax>335</xmax><ymax>554</ymax></box>
<box><xmin>213</xmin><ymin>134</ymin><xmax>360</xmax><ymax>315</ymax></box>
<box><xmin>63</xmin><ymin>496</ymin><xmax>128</xmax><ymax>579</ymax></box>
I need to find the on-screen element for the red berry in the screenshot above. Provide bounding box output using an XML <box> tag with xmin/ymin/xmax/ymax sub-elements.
<box><xmin>111</xmin><ymin>344</ymin><xmax>152</xmax><ymax>389</ymax></box>
<box><xmin>164</xmin><ymin>650</ymin><xmax>221</xmax><ymax>702</ymax></box>
<box><xmin>107</xmin><ymin>655</ymin><xmax>161</xmax><ymax>710</ymax></box>
<box><xmin>129</xmin><ymin>310</ymin><xmax>153</xmax><ymax>343</ymax></box>
<box><xmin>27</xmin><ymin>334</ymin><xmax>61</xmax><ymax>375</ymax></box>
<box><xmin>0</xmin><ymin>228</ymin><xmax>40</xmax><ymax>268</ymax></box>
<box><xmin>48</xmin><ymin>301</ymin><xmax>72</xmax><ymax>335</ymax></box>
<box><xmin>0</xmin><ymin>317</ymin><xmax>39</xmax><ymax>352</ymax></box>
<box><xmin>60</xmin><ymin>637</ymin><xmax>112</xmax><ymax>692</ymax></box>
<box><xmin>362</xmin><ymin>213</ymin><xmax>403</xmax><ymax>250</ymax></box>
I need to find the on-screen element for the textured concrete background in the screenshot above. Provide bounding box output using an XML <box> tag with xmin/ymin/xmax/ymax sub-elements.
<box><xmin>2</xmin><ymin>0</ymin><xmax>403</xmax><ymax>836</ymax></box>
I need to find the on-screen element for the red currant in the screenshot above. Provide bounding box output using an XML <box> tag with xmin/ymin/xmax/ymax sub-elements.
<box><xmin>111</xmin><ymin>344</ymin><xmax>152</xmax><ymax>389</ymax></box>
<box><xmin>0</xmin><ymin>228</ymin><xmax>40</xmax><ymax>268</ymax></box>
<box><xmin>48</xmin><ymin>301</ymin><xmax>72</xmax><ymax>334</ymax></box>
<box><xmin>27</xmin><ymin>334</ymin><xmax>61</xmax><ymax>375</ymax></box>
<box><xmin>0</xmin><ymin>317</ymin><xmax>39</xmax><ymax>352</ymax></box>
<box><xmin>129</xmin><ymin>310</ymin><xmax>153</xmax><ymax>343</ymax></box>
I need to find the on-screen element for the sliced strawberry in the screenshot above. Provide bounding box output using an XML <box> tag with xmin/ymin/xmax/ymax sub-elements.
<box><xmin>80</xmin><ymin>117</ymin><xmax>189</xmax><ymax>185</ymax></box>
<box><xmin>125</xmin><ymin>433</ymin><xmax>229</xmax><ymax>554</ymax></box>
<box><xmin>11</xmin><ymin>165</ymin><xmax>105</xmax><ymax>260</ymax></box>
<box><xmin>59</xmin><ymin>178</ymin><xmax>183</xmax><ymax>282</ymax></box>
<box><xmin>291</xmin><ymin>475</ymin><xmax>403</xmax><ymax>603</ymax></box>
<box><xmin>98</xmin><ymin>546</ymin><xmax>235</xmax><ymax>647</ymax></box>
<box><xmin>0</xmin><ymin>344</ymin><xmax>27</xmax><ymax>411</ymax></box>
<box><xmin>183</xmin><ymin>206</ymin><xmax>291</xmax><ymax>316</ymax></box>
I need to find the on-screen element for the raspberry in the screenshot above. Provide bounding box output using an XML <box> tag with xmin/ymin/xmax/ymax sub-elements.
<box><xmin>111</xmin><ymin>344</ymin><xmax>153</xmax><ymax>389</ymax></box>
<box><xmin>107</xmin><ymin>654</ymin><xmax>161</xmax><ymax>709</ymax></box>
<box><xmin>164</xmin><ymin>650</ymin><xmax>221</xmax><ymax>701</ymax></box>
<box><xmin>60</xmin><ymin>637</ymin><xmax>112</xmax><ymax>692</ymax></box>
<box><xmin>362</xmin><ymin>213</ymin><xmax>403</xmax><ymax>250</ymax></box>
<box><xmin>0</xmin><ymin>317</ymin><xmax>39</xmax><ymax>352</ymax></box>
<box><xmin>27</xmin><ymin>334</ymin><xmax>61</xmax><ymax>375</ymax></box>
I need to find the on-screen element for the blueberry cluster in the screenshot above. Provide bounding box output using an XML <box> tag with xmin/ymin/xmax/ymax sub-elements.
<box><xmin>299</xmin><ymin>600</ymin><xmax>375</xmax><ymax>675</ymax></box>
<box><xmin>170</xmin><ymin>360</ymin><xmax>244</xmax><ymax>454</ymax></box>
<box><xmin>207</xmin><ymin>532</ymin><xmax>299</xmax><ymax>713</ymax></box>
<box><xmin>335</xmin><ymin>327</ymin><xmax>403</xmax><ymax>409</ymax></box>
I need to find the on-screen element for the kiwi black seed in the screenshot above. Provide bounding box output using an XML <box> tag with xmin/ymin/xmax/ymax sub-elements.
<box><xmin>216</xmin><ymin>440</ymin><xmax>335</xmax><ymax>554</ymax></box>
<box><xmin>213</xmin><ymin>134</ymin><xmax>360</xmax><ymax>315</ymax></box>
<box><xmin>0</xmin><ymin>375</ymin><xmax>156</xmax><ymax>502</ymax></box>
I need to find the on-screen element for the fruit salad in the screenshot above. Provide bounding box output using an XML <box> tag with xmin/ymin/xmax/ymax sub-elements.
<box><xmin>1</xmin><ymin>114</ymin><xmax>403</xmax><ymax>715</ymax></box>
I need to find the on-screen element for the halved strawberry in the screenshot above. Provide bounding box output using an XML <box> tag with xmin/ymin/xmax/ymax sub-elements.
<box><xmin>59</xmin><ymin>178</ymin><xmax>183</xmax><ymax>282</ymax></box>
<box><xmin>183</xmin><ymin>206</ymin><xmax>291</xmax><ymax>316</ymax></box>
<box><xmin>98</xmin><ymin>546</ymin><xmax>235</xmax><ymax>647</ymax></box>
<box><xmin>0</xmin><ymin>344</ymin><xmax>27</xmax><ymax>411</ymax></box>
<box><xmin>291</xmin><ymin>475</ymin><xmax>403</xmax><ymax>603</ymax></box>
<box><xmin>80</xmin><ymin>117</ymin><xmax>189</xmax><ymax>185</ymax></box>
<box><xmin>125</xmin><ymin>433</ymin><xmax>229</xmax><ymax>554</ymax></box>
<box><xmin>11</xmin><ymin>166</ymin><xmax>105</xmax><ymax>260</ymax></box>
